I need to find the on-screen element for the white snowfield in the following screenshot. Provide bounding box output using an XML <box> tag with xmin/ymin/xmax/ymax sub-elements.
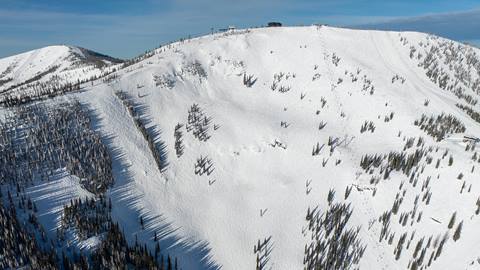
<box><xmin>3</xmin><ymin>25</ymin><xmax>480</xmax><ymax>269</ymax></box>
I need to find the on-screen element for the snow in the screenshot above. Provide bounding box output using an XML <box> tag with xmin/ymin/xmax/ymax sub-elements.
<box><xmin>3</xmin><ymin>25</ymin><xmax>480</xmax><ymax>269</ymax></box>
<box><xmin>24</xmin><ymin>169</ymin><xmax>94</xmax><ymax>235</ymax></box>
<box><xmin>5</xmin><ymin>168</ymin><xmax>96</xmax><ymax>253</ymax></box>
<box><xmin>0</xmin><ymin>45</ymin><xmax>119</xmax><ymax>94</ymax></box>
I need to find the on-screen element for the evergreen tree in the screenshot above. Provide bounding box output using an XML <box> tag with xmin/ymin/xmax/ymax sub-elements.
<box><xmin>453</xmin><ymin>221</ymin><xmax>463</xmax><ymax>242</ymax></box>
<box><xmin>448</xmin><ymin>212</ymin><xmax>456</xmax><ymax>229</ymax></box>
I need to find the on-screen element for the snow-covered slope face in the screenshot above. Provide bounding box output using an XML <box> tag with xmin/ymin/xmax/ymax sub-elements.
<box><xmin>4</xmin><ymin>26</ymin><xmax>480</xmax><ymax>269</ymax></box>
<box><xmin>73</xmin><ymin>26</ymin><xmax>480</xmax><ymax>269</ymax></box>
<box><xmin>0</xmin><ymin>45</ymin><xmax>121</xmax><ymax>102</ymax></box>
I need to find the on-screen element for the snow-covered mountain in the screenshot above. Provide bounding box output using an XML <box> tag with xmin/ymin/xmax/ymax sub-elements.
<box><xmin>2</xmin><ymin>25</ymin><xmax>480</xmax><ymax>270</ymax></box>
<box><xmin>0</xmin><ymin>45</ymin><xmax>122</xmax><ymax>105</ymax></box>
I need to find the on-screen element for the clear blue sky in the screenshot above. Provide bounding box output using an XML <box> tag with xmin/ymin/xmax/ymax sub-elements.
<box><xmin>1</xmin><ymin>0</ymin><xmax>479</xmax><ymax>59</ymax></box>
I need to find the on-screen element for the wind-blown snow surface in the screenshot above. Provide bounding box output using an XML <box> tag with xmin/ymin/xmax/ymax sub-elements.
<box><xmin>5</xmin><ymin>26</ymin><xmax>480</xmax><ymax>269</ymax></box>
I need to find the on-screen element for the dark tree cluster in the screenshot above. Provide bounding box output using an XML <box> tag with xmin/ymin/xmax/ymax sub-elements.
<box><xmin>0</xmin><ymin>101</ymin><xmax>113</xmax><ymax>194</ymax></box>
<box><xmin>194</xmin><ymin>155</ymin><xmax>214</xmax><ymax>176</ymax></box>
<box><xmin>359</xmin><ymin>118</ymin><xmax>463</xmax><ymax>269</ymax></box>
<box><xmin>186</xmin><ymin>103</ymin><xmax>212</xmax><ymax>142</ymax></box>
<box><xmin>392</xmin><ymin>74</ymin><xmax>406</xmax><ymax>84</ymax></box>
<box><xmin>115</xmin><ymin>91</ymin><xmax>168</xmax><ymax>173</ymax></box>
<box><xmin>243</xmin><ymin>73</ymin><xmax>257</xmax><ymax>87</ymax></box>
<box><xmin>0</xmin><ymin>192</ymin><xmax>182</xmax><ymax>270</ymax></box>
<box><xmin>270</xmin><ymin>72</ymin><xmax>295</xmax><ymax>93</ymax></box>
<box><xmin>342</xmin><ymin>67</ymin><xmax>375</xmax><ymax>95</ymax></box>
<box><xmin>403</xmin><ymin>136</ymin><xmax>425</xmax><ymax>150</ymax></box>
<box><xmin>0</xmin><ymin>62</ymin><xmax>16</xmax><ymax>85</ymax></box>
<box><xmin>312</xmin><ymin>142</ymin><xmax>325</xmax><ymax>156</ymax></box>
<box><xmin>269</xmin><ymin>139</ymin><xmax>287</xmax><ymax>149</ymax></box>
<box><xmin>375</xmin><ymin>175</ymin><xmax>446</xmax><ymax>269</ymax></box>
<box><xmin>103</xmin><ymin>73</ymin><xmax>119</xmax><ymax>84</ymax></box>
<box><xmin>360</xmin><ymin>148</ymin><xmax>427</xmax><ymax>179</ymax></box>
<box><xmin>331</xmin><ymin>53</ymin><xmax>341</xmax><ymax>66</ymax></box>
<box><xmin>278</xmin><ymin>85</ymin><xmax>291</xmax><ymax>93</ymax></box>
<box><xmin>360</xmin><ymin>120</ymin><xmax>376</xmax><ymax>133</ymax></box>
<box><xmin>414</xmin><ymin>113</ymin><xmax>466</xmax><ymax>141</ymax></box>
<box><xmin>0</xmin><ymin>199</ymin><xmax>57</xmax><ymax>270</ymax></box>
<box><xmin>0</xmin><ymin>65</ymin><xmax>119</xmax><ymax>108</ymax></box>
<box><xmin>457</xmin><ymin>103</ymin><xmax>480</xmax><ymax>123</ymax></box>
<box><xmin>303</xmin><ymin>198</ymin><xmax>366</xmax><ymax>270</ymax></box>
<box><xmin>280</xmin><ymin>121</ymin><xmax>290</xmax><ymax>128</ymax></box>
<box><xmin>403</xmin><ymin>35</ymin><xmax>480</xmax><ymax>106</ymax></box>
<box><xmin>60</xmin><ymin>196</ymin><xmax>112</xmax><ymax>241</ymax></box>
<box><xmin>2</xmin><ymin>65</ymin><xmax>60</xmax><ymax>92</ymax></box>
<box><xmin>154</xmin><ymin>74</ymin><xmax>176</xmax><ymax>89</ymax></box>
<box><xmin>0</xmin><ymin>77</ymin><xmax>13</xmax><ymax>87</ymax></box>
<box><xmin>174</xmin><ymin>123</ymin><xmax>185</xmax><ymax>158</ymax></box>
<box><xmin>361</xmin><ymin>75</ymin><xmax>375</xmax><ymax>95</ymax></box>
<box><xmin>378</xmin><ymin>210</ymin><xmax>392</xmax><ymax>243</ymax></box>
<box><xmin>406</xmin><ymin>231</ymin><xmax>451</xmax><ymax>269</ymax></box>
<box><xmin>0</xmin><ymin>76</ymin><xmax>81</xmax><ymax>107</ymax></box>
<box><xmin>254</xmin><ymin>236</ymin><xmax>272</xmax><ymax>270</ymax></box>
<box><xmin>327</xmin><ymin>135</ymin><xmax>353</xmax><ymax>154</ymax></box>
<box><xmin>346</xmin><ymin>68</ymin><xmax>360</xmax><ymax>83</ymax></box>
<box><xmin>181</xmin><ymin>60</ymin><xmax>207</xmax><ymax>82</ymax></box>
<box><xmin>91</xmin><ymin>223</ymin><xmax>179</xmax><ymax>270</ymax></box>
<box><xmin>0</xmin><ymin>102</ymin><xmax>182</xmax><ymax>268</ymax></box>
